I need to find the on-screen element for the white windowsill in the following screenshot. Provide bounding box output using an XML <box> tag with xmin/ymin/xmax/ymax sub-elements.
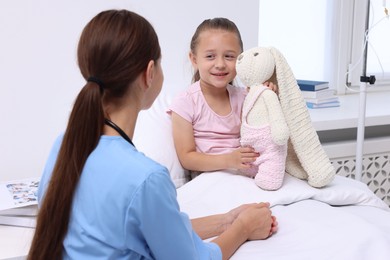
<box><xmin>309</xmin><ymin>90</ymin><xmax>390</xmax><ymax>131</ymax></box>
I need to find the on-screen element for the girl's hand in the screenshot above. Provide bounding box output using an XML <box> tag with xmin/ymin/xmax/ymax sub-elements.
<box><xmin>264</xmin><ymin>81</ymin><xmax>279</xmax><ymax>95</ymax></box>
<box><xmin>228</xmin><ymin>147</ymin><xmax>259</xmax><ymax>170</ymax></box>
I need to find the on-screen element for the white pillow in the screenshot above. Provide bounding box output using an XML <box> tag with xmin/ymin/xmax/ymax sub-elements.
<box><xmin>133</xmin><ymin>93</ymin><xmax>189</xmax><ymax>188</ymax></box>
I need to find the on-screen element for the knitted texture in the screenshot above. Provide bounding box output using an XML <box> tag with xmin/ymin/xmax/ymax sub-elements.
<box><xmin>236</xmin><ymin>48</ymin><xmax>275</xmax><ymax>89</ymax></box>
<box><xmin>240</xmin><ymin>85</ymin><xmax>288</xmax><ymax>190</ymax></box>
<box><xmin>269</xmin><ymin>47</ymin><xmax>335</xmax><ymax>187</ymax></box>
<box><xmin>236</xmin><ymin>46</ymin><xmax>335</xmax><ymax>188</ymax></box>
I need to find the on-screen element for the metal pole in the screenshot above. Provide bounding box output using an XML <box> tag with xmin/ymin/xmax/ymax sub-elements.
<box><xmin>355</xmin><ymin>0</ymin><xmax>371</xmax><ymax>181</ymax></box>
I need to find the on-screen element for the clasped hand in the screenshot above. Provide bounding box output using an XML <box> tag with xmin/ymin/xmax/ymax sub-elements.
<box><xmin>227</xmin><ymin>202</ymin><xmax>278</xmax><ymax>239</ymax></box>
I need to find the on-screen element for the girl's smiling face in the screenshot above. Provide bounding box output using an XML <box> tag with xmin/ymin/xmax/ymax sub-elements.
<box><xmin>190</xmin><ymin>29</ymin><xmax>242</xmax><ymax>90</ymax></box>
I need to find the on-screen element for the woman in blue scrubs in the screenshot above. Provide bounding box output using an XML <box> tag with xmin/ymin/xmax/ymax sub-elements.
<box><xmin>27</xmin><ymin>9</ymin><xmax>277</xmax><ymax>260</ymax></box>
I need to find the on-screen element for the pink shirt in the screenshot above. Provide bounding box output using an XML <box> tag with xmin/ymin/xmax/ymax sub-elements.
<box><xmin>168</xmin><ymin>81</ymin><xmax>247</xmax><ymax>154</ymax></box>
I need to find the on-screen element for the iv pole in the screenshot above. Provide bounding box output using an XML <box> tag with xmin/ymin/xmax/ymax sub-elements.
<box><xmin>355</xmin><ymin>0</ymin><xmax>376</xmax><ymax>181</ymax></box>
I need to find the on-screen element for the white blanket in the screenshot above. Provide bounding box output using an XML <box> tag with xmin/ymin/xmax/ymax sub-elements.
<box><xmin>177</xmin><ymin>172</ymin><xmax>390</xmax><ymax>260</ymax></box>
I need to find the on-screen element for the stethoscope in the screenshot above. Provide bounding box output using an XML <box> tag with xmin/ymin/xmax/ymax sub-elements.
<box><xmin>105</xmin><ymin>119</ymin><xmax>135</xmax><ymax>147</ymax></box>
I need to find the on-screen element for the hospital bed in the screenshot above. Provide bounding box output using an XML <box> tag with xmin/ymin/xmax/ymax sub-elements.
<box><xmin>134</xmin><ymin>92</ymin><xmax>390</xmax><ymax>260</ymax></box>
<box><xmin>2</xmin><ymin>91</ymin><xmax>388</xmax><ymax>260</ymax></box>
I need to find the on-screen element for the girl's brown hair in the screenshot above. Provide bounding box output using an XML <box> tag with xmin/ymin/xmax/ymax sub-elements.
<box><xmin>27</xmin><ymin>9</ymin><xmax>160</xmax><ymax>260</ymax></box>
<box><xmin>190</xmin><ymin>17</ymin><xmax>243</xmax><ymax>83</ymax></box>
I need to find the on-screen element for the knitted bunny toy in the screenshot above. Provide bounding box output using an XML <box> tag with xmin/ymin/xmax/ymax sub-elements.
<box><xmin>237</xmin><ymin>47</ymin><xmax>289</xmax><ymax>190</ymax></box>
<box><xmin>236</xmin><ymin>47</ymin><xmax>335</xmax><ymax>188</ymax></box>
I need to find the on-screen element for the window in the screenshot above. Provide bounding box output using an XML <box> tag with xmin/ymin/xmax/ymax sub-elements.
<box><xmin>348</xmin><ymin>0</ymin><xmax>390</xmax><ymax>89</ymax></box>
<box><xmin>258</xmin><ymin>0</ymin><xmax>390</xmax><ymax>95</ymax></box>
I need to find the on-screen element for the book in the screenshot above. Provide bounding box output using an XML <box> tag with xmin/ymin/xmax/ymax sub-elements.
<box><xmin>297</xmin><ymin>79</ymin><xmax>329</xmax><ymax>91</ymax></box>
<box><xmin>0</xmin><ymin>204</ymin><xmax>37</xmax><ymax>216</ymax></box>
<box><xmin>300</xmin><ymin>88</ymin><xmax>335</xmax><ymax>99</ymax></box>
<box><xmin>0</xmin><ymin>215</ymin><xmax>36</xmax><ymax>228</ymax></box>
<box><xmin>0</xmin><ymin>177</ymin><xmax>39</xmax><ymax>211</ymax></box>
<box><xmin>304</xmin><ymin>96</ymin><xmax>339</xmax><ymax>105</ymax></box>
<box><xmin>306</xmin><ymin>100</ymin><xmax>340</xmax><ymax>109</ymax></box>
<box><xmin>0</xmin><ymin>178</ymin><xmax>39</xmax><ymax>228</ymax></box>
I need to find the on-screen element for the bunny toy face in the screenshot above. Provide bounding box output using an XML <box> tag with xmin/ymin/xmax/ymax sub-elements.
<box><xmin>236</xmin><ymin>47</ymin><xmax>275</xmax><ymax>89</ymax></box>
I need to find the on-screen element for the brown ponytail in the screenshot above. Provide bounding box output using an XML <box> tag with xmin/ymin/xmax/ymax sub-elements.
<box><xmin>28</xmin><ymin>10</ymin><xmax>160</xmax><ymax>259</ymax></box>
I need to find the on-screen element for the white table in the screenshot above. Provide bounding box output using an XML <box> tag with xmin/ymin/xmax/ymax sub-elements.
<box><xmin>309</xmin><ymin>90</ymin><xmax>390</xmax><ymax>131</ymax></box>
<box><xmin>0</xmin><ymin>225</ymin><xmax>34</xmax><ymax>260</ymax></box>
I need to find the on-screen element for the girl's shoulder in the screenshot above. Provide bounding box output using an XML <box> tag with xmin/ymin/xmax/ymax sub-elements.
<box><xmin>227</xmin><ymin>84</ymin><xmax>247</xmax><ymax>94</ymax></box>
<box><xmin>184</xmin><ymin>81</ymin><xmax>201</xmax><ymax>95</ymax></box>
<box><xmin>227</xmin><ymin>84</ymin><xmax>247</xmax><ymax>100</ymax></box>
<box><xmin>171</xmin><ymin>81</ymin><xmax>202</xmax><ymax>105</ymax></box>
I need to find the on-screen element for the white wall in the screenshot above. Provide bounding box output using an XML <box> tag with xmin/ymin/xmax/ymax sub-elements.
<box><xmin>0</xmin><ymin>0</ymin><xmax>259</xmax><ymax>181</ymax></box>
<box><xmin>258</xmin><ymin>0</ymin><xmax>332</xmax><ymax>82</ymax></box>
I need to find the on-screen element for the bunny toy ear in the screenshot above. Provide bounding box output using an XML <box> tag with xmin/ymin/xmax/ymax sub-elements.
<box><xmin>269</xmin><ymin>47</ymin><xmax>335</xmax><ymax>188</ymax></box>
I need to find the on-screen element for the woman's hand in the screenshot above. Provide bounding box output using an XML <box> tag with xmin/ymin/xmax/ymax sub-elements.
<box><xmin>235</xmin><ymin>202</ymin><xmax>277</xmax><ymax>240</ymax></box>
<box><xmin>270</xmin><ymin>215</ymin><xmax>278</xmax><ymax>236</ymax></box>
<box><xmin>212</xmin><ymin>202</ymin><xmax>278</xmax><ymax>259</ymax></box>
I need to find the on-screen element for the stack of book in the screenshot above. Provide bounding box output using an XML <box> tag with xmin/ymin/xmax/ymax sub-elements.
<box><xmin>297</xmin><ymin>79</ymin><xmax>340</xmax><ymax>109</ymax></box>
<box><xmin>0</xmin><ymin>178</ymin><xmax>39</xmax><ymax>228</ymax></box>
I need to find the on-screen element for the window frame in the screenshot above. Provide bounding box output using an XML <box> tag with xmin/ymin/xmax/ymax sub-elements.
<box><xmin>258</xmin><ymin>0</ymin><xmax>390</xmax><ymax>95</ymax></box>
<box><xmin>346</xmin><ymin>0</ymin><xmax>390</xmax><ymax>92</ymax></box>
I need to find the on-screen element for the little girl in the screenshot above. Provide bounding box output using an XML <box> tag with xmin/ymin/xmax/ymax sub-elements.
<box><xmin>168</xmin><ymin>18</ymin><xmax>260</xmax><ymax>176</ymax></box>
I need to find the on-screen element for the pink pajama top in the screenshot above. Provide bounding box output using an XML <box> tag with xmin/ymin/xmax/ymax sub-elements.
<box><xmin>168</xmin><ymin>81</ymin><xmax>247</xmax><ymax>155</ymax></box>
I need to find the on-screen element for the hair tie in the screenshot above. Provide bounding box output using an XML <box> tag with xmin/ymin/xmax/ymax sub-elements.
<box><xmin>87</xmin><ymin>76</ymin><xmax>104</xmax><ymax>93</ymax></box>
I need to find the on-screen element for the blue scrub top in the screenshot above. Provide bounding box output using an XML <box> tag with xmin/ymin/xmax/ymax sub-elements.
<box><xmin>38</xmin><ymin>135</ymin><xmax>222</xmax><ymax>260</ymax></box>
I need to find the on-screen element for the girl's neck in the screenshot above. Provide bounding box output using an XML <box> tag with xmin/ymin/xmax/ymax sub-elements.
<box><xmin>199</xmin><ymin>80</ymin><xmax>229</xmax><ymax>98</ymax></box>
<box><xmin>199</xmin><ymin>81</ymin><xmax>231</xmax><ymax>116</ymax></box>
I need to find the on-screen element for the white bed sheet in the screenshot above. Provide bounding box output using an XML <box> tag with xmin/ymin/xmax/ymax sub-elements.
<box><xmin>177</xmin><ymin>171</ymin><xmax>390</xmax><ymax>260</ymax></box>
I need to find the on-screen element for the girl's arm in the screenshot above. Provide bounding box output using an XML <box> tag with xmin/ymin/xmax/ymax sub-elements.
<box><xmin>171</xmin><ymin>112</ymin><xmax>257</xmax><ymax>172</ymax></box>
